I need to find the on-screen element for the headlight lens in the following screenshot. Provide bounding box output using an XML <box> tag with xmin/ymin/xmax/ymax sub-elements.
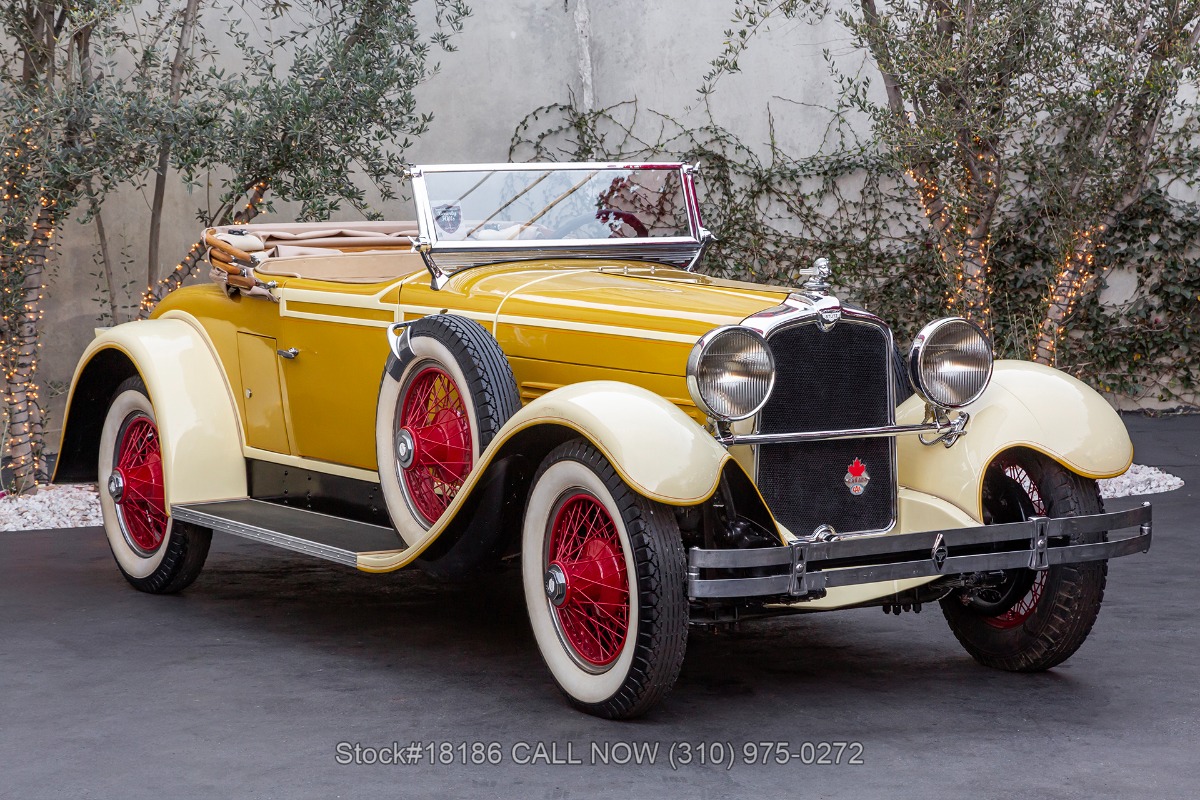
<box><xmin>687</xmin><ymin>326</ymin><xmax>775</xmax><ymax>421</ymax></box>
<box><xmin>908</xmin><ymin>317</ymin><xmax>993</xmax><ymax>408</ymax></box>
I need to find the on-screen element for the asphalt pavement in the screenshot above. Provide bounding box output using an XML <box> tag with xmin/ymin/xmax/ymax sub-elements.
<box><xmin>1</xmin><ymin>414</ymin><xmax>1196</xmax><ymax>799</ymax></box>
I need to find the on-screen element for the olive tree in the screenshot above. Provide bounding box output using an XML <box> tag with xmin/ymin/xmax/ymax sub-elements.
<box><xmin>707</xmin><ymin>0</ymin><xmax>1200</xmax><ymax>360</ymax></box>
<box><xmin>1</xmin><ymin>0</ymin><xmax>166</xmax><ymax>493</ymax></box>
<box><xmin>0</xmin><ymin>0</ymin><xmax>469</xmax><ymax>493</ymax></box>
<box><xmin>137</xmin><ymin>0</ymin><xmax>471</xmax><ymax>313</ymax></box>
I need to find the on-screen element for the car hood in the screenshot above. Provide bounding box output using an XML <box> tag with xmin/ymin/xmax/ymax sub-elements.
<box><xmin>436</xmin><ymin>262</ymin><xmax>791</xmax><ymax>376</ymax></box>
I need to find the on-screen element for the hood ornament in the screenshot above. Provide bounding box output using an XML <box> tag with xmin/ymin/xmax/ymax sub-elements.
<box><xmin>803</xmin><ymin>257</ymin><xmax>832</xmax><ymax>296</ymax></box>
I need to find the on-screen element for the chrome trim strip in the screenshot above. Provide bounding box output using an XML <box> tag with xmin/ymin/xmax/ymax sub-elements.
<box><xmin>686</xmin><ymin>502</ymin><xmax>1152</xmax><ymax>600</ymax></box>
<box><xmin>739</xmin><ymin>293</ymin><xmax>892</xmax><ymax>339</ymax></box>
<box><xmin>171</xmin><ymin>503</ymin><xmax>362</xmax><ymax>567</ymax></box>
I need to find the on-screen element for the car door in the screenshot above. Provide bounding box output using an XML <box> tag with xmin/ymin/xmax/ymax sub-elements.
<box><xmin>273</xmin><ymin>281</ymin><xmax>400</xmax><ymax>470</ymax></box>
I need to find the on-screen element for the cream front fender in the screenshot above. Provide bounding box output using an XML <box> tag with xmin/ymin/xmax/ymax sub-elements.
<box><xmin>357</xmin><ymin>381</ymin><xmax>733</xmax><ymax>572</ymax></box>
<box><xmin>57</xmin><ymin>318</ymin><xmax>246</xmax><ymax>507</ymax></box>
<box><xmin>501</xmin><ymin>381</ymin><xmax>732</xmax><ymax>505</ymax></box>
<box><xmin>897</xmin><ymin>359</ymin><xmax>1132</xmax><ymax>521</ymax></box>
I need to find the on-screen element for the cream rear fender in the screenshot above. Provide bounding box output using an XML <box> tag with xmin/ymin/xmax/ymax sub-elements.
<box><xmin>359</xmin><ymin>381</ymin><xmax>737</xmax><ymax>572</ymax></box>
<box><xmin>897</xmin><ymin>359</ymin><xmax>1132</xmax><ymax>521</ymax></box>
<box><xmin>53</xmin><ymin>317</ymin><xmax>247</xmax><ymax>507</ymax></box>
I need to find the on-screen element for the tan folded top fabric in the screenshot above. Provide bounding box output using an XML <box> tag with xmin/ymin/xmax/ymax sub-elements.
<box><xmin>207</xmin><ymin>221</ymin><xmax>425</xmax><ymax>283</ymax></box>
<box><xmin>213</xmin><ymin>221</ymin><xmax>419</xmax><ymax>252</ymax></box>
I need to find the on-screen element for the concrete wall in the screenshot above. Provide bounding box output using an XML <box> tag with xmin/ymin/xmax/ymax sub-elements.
<box><xmin>34</xmin><ymin>0</ymin><xmax>1190</xmax><ymax>450</ymax></box>
<box><xmin>42</xmin><ymin>0</ymin><xmax>859</xmax><ymax>445</ymax></box>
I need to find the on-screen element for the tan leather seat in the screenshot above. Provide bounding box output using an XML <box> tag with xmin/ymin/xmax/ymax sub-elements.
<box><xmin>209</xmin><ymin>221</ymin><xmax>425</xmax><ymax>284</ymax></box>
<box><xmin>254</xmin><ymin>251</ymin><xmax>427</xmax><ymax>284</ymax></box>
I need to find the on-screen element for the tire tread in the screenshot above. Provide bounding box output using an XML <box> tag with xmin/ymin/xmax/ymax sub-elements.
<box><xmin>410</xmin><ymin>315</ymin><xmax>520</xmax><ymax>448</ymax></box>
<box><xmin>941</xmin><ymin>451</ymin><xmax>1108</xmax><ymax>672</ymax></box>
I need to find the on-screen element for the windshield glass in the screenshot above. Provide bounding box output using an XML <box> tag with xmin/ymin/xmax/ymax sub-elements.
<box><xmin>419</xmin><ymin>167</ymin><xmax>693</xmax><ymax>242</ymax></box>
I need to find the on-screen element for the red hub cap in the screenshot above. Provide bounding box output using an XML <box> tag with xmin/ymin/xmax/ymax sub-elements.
<box><xmin>111</xmin><ymin>415</ymin><xmax>167</xmax><ymax>555</ymax></box>
<box><xmin>399</xmin><ymin>366</ymin><xmax>472</xmax><ymax>525</ymax></box>
<box><xmin>545</xmin><ymin>493</ymin><xmax>629</xmax><ymax>667</ymax></box>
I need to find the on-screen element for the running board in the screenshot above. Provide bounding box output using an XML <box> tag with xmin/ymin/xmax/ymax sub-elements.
<box><xmin>171</xmin><ymin>499</ymin><xmax>402</xmax><ymax>567</ymax></box>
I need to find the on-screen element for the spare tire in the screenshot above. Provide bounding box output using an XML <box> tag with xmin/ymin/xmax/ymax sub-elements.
<box><xmin>375</xmin><ymin>314</ymin><xmax>520</xmax><ymax>544</ymax></box>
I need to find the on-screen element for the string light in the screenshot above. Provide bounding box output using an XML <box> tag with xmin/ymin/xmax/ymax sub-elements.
<box><xmin>138</xmin><ymin>181</ymin><xmax>268</xmax><ymax>317</ymax></box>
<box><xmin>907</xmin><ymin>145</ymin><xmax>998</xmax><ymax>330</ymax></box>
<box><xmin>1032</xmin><ymin>224</ymin><xmax>1105</xmax><ymax>365</ymax></box>
<box><xmin>2</xmin><ymin>123</ymin><xmax>62</xmax><ymax>491</ymax></box>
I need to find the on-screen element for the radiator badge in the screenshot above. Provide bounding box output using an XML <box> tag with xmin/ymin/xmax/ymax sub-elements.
<box><xmin>845</xmin><ymin>458</ymin><xmax>870</xmax><ymax>495</ymax></box>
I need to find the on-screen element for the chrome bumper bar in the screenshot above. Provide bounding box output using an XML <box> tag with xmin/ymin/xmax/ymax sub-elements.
<box><xmin>687</xmin><ymin>503</ymin><xmax>1152</xmax><ymax>600</ymax></box>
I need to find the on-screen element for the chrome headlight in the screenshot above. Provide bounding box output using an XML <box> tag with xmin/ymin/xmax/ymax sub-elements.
<box><xmin>908</xmin><ymin>317</ymin><xmax>993</xmax><ymax>408</ymax></box>
<box><xmin>687</xmin><ymin>326</ymin><xmax>775</xmax><ymax>421</ymax></box>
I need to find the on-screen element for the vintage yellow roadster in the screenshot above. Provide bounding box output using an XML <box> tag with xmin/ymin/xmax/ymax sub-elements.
<box><xmin>55</xmin><ymin>163</ymin><xmax>1152</xmax><ymax>718</ymax></box>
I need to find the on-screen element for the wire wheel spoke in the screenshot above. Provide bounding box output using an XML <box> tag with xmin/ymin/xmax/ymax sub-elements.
<box><xmin>548</xmin><ymin>492</ymin><xmax>630</xmax><ymax>667</ymax></box>
<box><xmin>986</xmin><ymin>570</ymin><xmax>1048</xmax><ymax>629</ymax></box>
<box><xmin>399</xmin><ymin>366</ymin><xmax>474</xmax><ymax>525</ymax></box>
<box><xmin>983</xmin><ymin>458</ymin><xmax>1050</xmax><ymax>630</ymax></box>
<box><xmin>114</xmin><ymin>415</ymin><xmax>167</xmax><ymax>554</ymax></box>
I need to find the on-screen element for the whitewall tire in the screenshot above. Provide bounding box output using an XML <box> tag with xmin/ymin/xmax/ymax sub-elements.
<box><xmin>98</xmin><ymin>376</ymin><xmax>210</xmax><ymax>593</ymax></box>
<box><xmin>522</xmin><ymin>439</ymin><xmax>688</xmax><ymax>719</ymax></box>
<box><xmin>376</xmin><ymin>315</ymin><xmax>519</xmax><ymax>544</ymax></box>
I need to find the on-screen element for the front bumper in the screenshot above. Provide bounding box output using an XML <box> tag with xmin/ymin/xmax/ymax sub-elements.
<box><xmin>687</xmin><ymin>503</ymin><xmax>1152</xmax><ymax>601</ymax></box>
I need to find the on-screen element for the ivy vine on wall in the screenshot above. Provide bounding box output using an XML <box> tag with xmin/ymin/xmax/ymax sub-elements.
<box><xmin>511</xmin><ymin>99</ymin><xmax>1198</xmax><ymax>409</ymax></box>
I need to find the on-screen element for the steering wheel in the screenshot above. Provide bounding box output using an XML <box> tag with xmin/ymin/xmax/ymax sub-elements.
<box><xmin>549</xmin><ymin>208</ymin><xmax>649</xmax><ymax>239</ymax></box>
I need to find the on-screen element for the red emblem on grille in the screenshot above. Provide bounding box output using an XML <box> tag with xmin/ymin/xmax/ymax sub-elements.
<box><xmin>845</xmin><ymin>458</ymin><xmax>870</xmax><ymax>496</ymax></box>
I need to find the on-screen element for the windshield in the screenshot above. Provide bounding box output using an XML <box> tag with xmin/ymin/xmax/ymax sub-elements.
<box><xmin>407</xmin><ymin>163</ymin><xmax>711</xmax><ymax>286</ymax></box>
<box><xmin>419</xmin><ymin>166</ymin><xmax>693</xmax><ymax>243</ymax></box>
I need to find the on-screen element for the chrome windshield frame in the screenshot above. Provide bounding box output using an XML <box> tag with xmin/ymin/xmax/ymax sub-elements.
<box><xmin>406</xmin><ymin>162</ymin><xmax>712</xmax><ymax>289</ymax></box>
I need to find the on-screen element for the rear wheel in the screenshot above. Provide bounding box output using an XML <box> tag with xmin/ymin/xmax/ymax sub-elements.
<box><xmin>940</xmin><ymin>450</ymin><xmax>1108</xmax><ymax>671</ymax></box>
<box><xmin>522</xmin><ymin>439</ymin><xmax>688</xmax><ymax>719</ymax></box>
<box><xmin>98</xmin><ymin>376</ymin><xmax>210</xmax><ymax>594</ymax></box>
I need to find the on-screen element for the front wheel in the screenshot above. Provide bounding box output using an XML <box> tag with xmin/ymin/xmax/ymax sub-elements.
<box><xmin>522</xmin><ymin>440</ymin><xmax>688</xmax><ymax>719</ymax></box>
<box><xmin>98</xmin><ymin>376</ymin><xmax>211</xmax><ymax>594</ymax></box>
<box><xmin>940</xmin><ymin>449</ymin><xmax>1108</xmax><ymax>671</ymax></box>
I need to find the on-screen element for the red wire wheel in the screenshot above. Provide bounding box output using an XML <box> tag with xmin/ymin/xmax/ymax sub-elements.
<box><xmin>941</xmin><ymin>449</ymin><xmax>1108</xmax><ymax>673</ymax></box>
<box><xmin>111</xmin><ymin>414</ymin><xmax>167</xmax><ymax>555</ymax></box>
<box><xmin>545</xmin><ymin>492</ymin><xmax>630</xmax><ymax>668</ymax></box>
<box><xmin>398</xmin><ymin>365</ymin><xmax>473</xmax><ymax>526</ymax></box>
<box><xmin>983</xmin><ymin>571</ymin><xmax>1047</xmax><ymax>629</ymax></box>
<box><xmin>983</xmin><ymin>459</ymin><xmax>1049</xmax><ymax>629</ymax></box>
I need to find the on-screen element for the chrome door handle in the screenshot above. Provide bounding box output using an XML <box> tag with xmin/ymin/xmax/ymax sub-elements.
<box><xmin>277</xmin><ymin>347</ymin><xmax>299</xmax><ymax>359</ymax></box>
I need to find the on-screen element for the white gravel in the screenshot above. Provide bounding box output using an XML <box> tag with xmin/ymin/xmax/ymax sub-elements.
<box><xmin>0</xmin><ymin>484</ymin><xmax>104</xmax><ymax>531</ymax></box>
<box><xmin>0</xmin><ymin>464</ymin><xmax>1185</xmax><ymax>531</ymax></box>
<box><xmin>1097</xmin><ymin>463</ymin><xmax>1184</xmax><ymax>499</ymax></box>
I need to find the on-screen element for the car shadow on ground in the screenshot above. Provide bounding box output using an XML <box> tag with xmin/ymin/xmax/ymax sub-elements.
<box><xmin>179</xmin><ymin>534</ymin><xmax>1109</xmax><ymax>731</ymax></box>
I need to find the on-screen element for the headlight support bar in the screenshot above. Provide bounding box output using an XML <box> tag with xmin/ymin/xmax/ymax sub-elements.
<box><xmin>714</xmin><ymin>410</ymin><xmax>969</xmax><ymax>447</ymax></box>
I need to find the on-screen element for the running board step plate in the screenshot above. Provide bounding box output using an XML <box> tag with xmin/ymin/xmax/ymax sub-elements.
<box><xmin>171</xmin><ymin>499</ymin><xmax>401</xmax><ymax>567</ymax></box>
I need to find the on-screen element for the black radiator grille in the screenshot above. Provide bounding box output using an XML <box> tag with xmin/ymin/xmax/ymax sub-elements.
<box><xmin>757</xmin><ymin>318</ymin><xmax>896</xmax><ymax>536</ymax></box>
